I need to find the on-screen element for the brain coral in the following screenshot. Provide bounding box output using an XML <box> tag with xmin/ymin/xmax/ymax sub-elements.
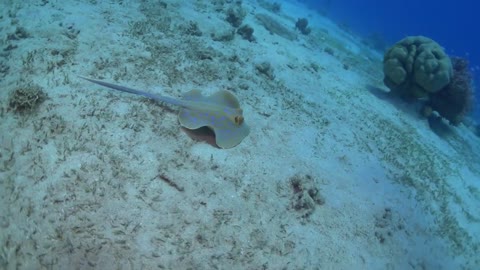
<box><xmin>383</xmin><ymin>36</ymin><xmax>453</xmax><ymax>99</ymax></box>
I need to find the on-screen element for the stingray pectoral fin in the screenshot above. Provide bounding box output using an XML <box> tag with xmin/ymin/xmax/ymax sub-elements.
<box><xmin>178</xmin><ymin>109</ymin><xmax>212</xmax><ymax>129</ymax></box>
<box><xmin>182</xmin><ymin>90</ymin><xmax>241</xmax><ymax>110</ymax></box>
<box><xmin>213</xmin><ymin>123</ymin><xmax>250</xmax><ymax>149</ymax></box>
<box><xmin>207</xmin><ymin>90</ymin><xmax>241</xmax><ymax>109</ymax></box>
<box><xmin>182</xmin><ymin>89</ymin><xmax>203</xmax><ymax>101</ymax></box>
<box><xmin>178</xmin><ymin>108</ymin><xmax>250</xmax><ymax>149</ymax></box>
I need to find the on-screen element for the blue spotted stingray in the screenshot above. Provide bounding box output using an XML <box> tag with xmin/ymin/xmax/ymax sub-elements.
<box><xmin>80</xmin><ymin>77</ymin><xmax>250</xmax><ymax>149</ymax></box>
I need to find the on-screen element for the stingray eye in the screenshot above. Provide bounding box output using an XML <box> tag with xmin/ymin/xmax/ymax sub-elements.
<box><xmin>234</xmin><ymin>115</ymin><xmax>244</xmax><ymax>125</ymax></box>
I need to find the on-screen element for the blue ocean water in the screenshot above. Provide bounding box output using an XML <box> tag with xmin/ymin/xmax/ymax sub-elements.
<box><xmin>301</xmin><ymin>0</ymin><xmax>480</xmax><ymax>119</ymax></box>
<box><xmin>1</xmin><ymin>0</ymin><xmax>479</xmax><ymax>268</ymax></box>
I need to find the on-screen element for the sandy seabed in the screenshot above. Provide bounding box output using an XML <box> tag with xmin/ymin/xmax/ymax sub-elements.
<box><xmin>0</xmin><ymin>0</ymin><xmax>479</xmax><ymax>269</ymax></box>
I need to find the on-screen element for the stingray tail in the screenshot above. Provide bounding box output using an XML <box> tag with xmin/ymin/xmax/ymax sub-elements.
<box><xmin>79</xmin><ymin>76</ymin><xmax>183</xmax><ymax>106</ymax></box>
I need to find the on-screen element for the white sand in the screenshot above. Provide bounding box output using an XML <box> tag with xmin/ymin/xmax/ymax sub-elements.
<box><xmin>1</xmin><ymin>0</ymin><xmax>479</xmax><ymax>269</ymax></box>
